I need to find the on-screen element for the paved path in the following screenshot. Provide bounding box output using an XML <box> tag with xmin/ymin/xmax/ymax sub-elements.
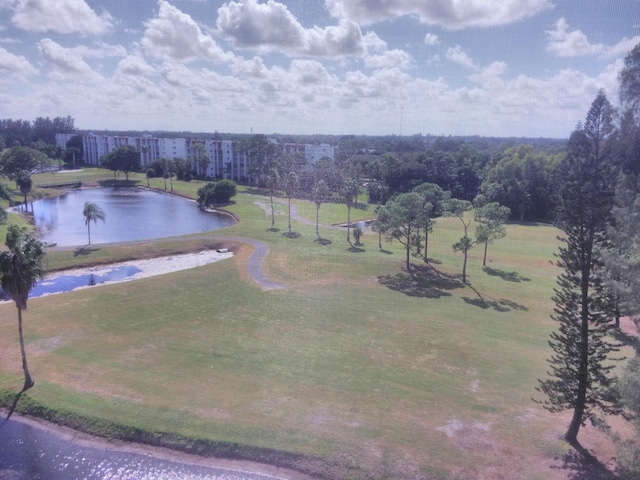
<box><xmin>215</xmin><ymin>236</ymin><xmax>287</xmax><ymax>291</ymax></box>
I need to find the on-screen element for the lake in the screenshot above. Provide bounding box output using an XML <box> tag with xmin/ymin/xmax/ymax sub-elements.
<box><xmin>0</xmin><ymin>417</ymin><xmax>290</xmax><ymax>480</ymax></box>
<box><xmin>28</xmin><ymin>187</ymin><xmax>235</xmax><ymax>247</ymax></box>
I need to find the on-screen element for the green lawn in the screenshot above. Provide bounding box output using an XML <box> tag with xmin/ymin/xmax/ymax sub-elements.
<box><xmin>0</xmin><ymin>168</ymin><xmax>601</xmax><ymax>479</ymax></box>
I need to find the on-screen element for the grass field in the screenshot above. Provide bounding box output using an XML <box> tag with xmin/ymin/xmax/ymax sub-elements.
<box><xmin>0</xmin><ymin>169</ymin><xmax>628</xmax><ymax>479</ymax></box>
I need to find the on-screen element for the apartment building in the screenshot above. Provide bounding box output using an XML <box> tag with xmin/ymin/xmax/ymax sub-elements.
<box><xmin>58</xmin><ymin>134</ymin><xmax>334</xmax><ymax>182</ymax></box>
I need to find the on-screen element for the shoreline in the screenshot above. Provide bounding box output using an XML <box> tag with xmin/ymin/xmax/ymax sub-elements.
<box><xmin>0</xmin><ymin>411</ymin><xmax>317</xmax><ymax>480</ymax></box>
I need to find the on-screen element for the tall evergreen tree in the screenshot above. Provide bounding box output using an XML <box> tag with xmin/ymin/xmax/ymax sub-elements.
<box><xmin>536</xmin><ymin>91</ymin><xmax>621</xmax><ymax>445</ymax></box>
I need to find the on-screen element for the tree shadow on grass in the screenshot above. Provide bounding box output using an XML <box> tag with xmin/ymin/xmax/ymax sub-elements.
<box><xmin>283</xmin><ymin>231</ymin><xmax>301</xmax><ymax>239</ymax></box>
<box><xmin>267</xmin><ymin>227</ymin><xmax>281</xmax><ymax>233</ymax></box>
<box><xmin>74</xmin><ymin>245</ymin><xmax>101</xmax><ymax>257</ymax></box>
<box><xmin>378</xmin><ymin>249</ymin><xmax>393</xmax><ymax>254</ymax></box>
<box><xmin>314</xmin><ymin>237</ymin><xmax>332</xmax><ymax>245</ymax></box>
<box><xmin>462</xmin><ymin>282</ymin><xmax>529</xmax><ymax>312</ymax></box>
<box><xmin>611</xmin><ymin>327</ymin><xmax>640</xmax><ymax>355</ymax></box>
<box><xmin>348</xmin><ymin>246</ymin><xmax>365</xmax><ymax>253</ymax></box>
<box><xmin>378</xmin><ymin>264</ymin><xmax>463</xmax><ymax>298</ymax></box>
<box><xmin>551</xmin><ymin>442</ymin><xmax>617</xmax><ymax>480</ymax></box>
<box><xmin>483</xmin><ymin>266</ymin><xmax>530</xmax><ymax>282</ymax></box>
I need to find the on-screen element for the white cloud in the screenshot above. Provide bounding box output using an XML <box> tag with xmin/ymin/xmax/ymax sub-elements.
<box><xmin>217</xmin><ymin>0</ymin><xmax>385</xmax><ymax>57</ymax></box>
<box><xmin>37</xmin><ymin>38</ymin><xmax>99</xmax><ymax>79</ymax></box>
<box><xmin>546</xmin><ymin>18</ymin><xmax>640</xmax><ymax>59</ymax></box>
<box><xmin>446</xmin><ymin>45</ymin><xmax>477</xmax><ymax>70</ymax></box>
<box><xmin>364</xmin><ymin>49</ymin><xmax>414</xmax><ymax>70</ymax></box>
<box><xmin>142</xmin><ymin>0</ymin><xmax>234</xmax><ymax>63</ymax></box>
<box><xmin>603</xmin><ymin>35</ymin><xmax>640</xmax><ymax>58</ymax></box>
<box><xmin>325</xmin><ymin>0</ymin><xmax>553</xmax><ymax>29</ymax></box>
<box><xmin>546</xmin><ymin>18</ymin><xmax>604</xmax><ymax>57</ymax></box>
<box><xmin>116</xmin><ymin>55</ymin><xmax>157</xmax><ymax>77</ymax></box>
<box><xmin>12</xmin><ymin>0</ymin><xmax>114</xmax><ymax>35</ymax></box>
<box><xmin>72</xmin><ymin>42</ymin><xmax>127</xmax><ymax>59</ymax></box>
<box><xmin>0</xmin><ymin>45</ymin><xmax>38</xmax><ymax>76</ymax></box>
<box><xmin>424</xmin><ymin>33</ymin><xmax>439</xmax><ymax>46</ymax></box>
<box><xmin>216</xmin><ymin>0</ymin><xmax>305</xmax><ymax>49</ymax></box>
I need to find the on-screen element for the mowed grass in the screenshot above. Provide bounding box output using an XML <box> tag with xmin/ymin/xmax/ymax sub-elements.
<box><xmin>0</xmin><ymin>169</ymin><xmax>577</xmax><ymax>479</ymax></box>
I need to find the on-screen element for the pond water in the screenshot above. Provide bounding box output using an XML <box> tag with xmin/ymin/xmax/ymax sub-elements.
<box><xmin>28</xmin><ymin>187</ymin><xmax>234</xmax><ymax>247</ymax></box>
<box><xmin>0</xmin><ymin>418</ymin><xmax>288</xmax><ymax>480</ymax></box>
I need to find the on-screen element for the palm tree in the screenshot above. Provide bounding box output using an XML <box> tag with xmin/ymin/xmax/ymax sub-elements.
<box><xmin>83</xmin><ymin>202</ymin><xmax>106</xmax><ymax>245</ymax></box>
<box><xmin>15</xmin><ymin>170</ymin><xmax>32</xmax><ymax>212</ymax></box>
<box><xmin>283</xmin><ymin>171</ymin><xmax>299</xmax><ymax>234</ymax></box>
<box><xmin>312</xmin><ymin>179</ymin><xmax>329</xmax><ymax>239</ymax></box>
<box><xmin>0</xmin><ymin>225</ymin><xmax>46</xmax><ymax>391</ymax></box>
<box><xmin>342</xmin><ymin>178</ymin><xmax>359</xmax><ymax>244</ymax></box>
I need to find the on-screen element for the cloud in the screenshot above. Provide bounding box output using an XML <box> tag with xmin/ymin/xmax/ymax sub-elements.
<box><xmin>364</xmin><ymin>49</ymin><xmax>414</xmax><ymax>70</ymax></box>
<box><xmin>12</xmin><ymin>0</ymin><xmax>114</xmax><ymax>35</ymax></box>
<box><xmin>217</xmin><ymin>0</ymin><xmax>381</xmax><ymax>57</ymax></box>
<box><xmin>0</xmin><ymin>45</ymin><xmax>38</xmax><ymax>76</ymax></box>
<box><xmin>325</xmin><ymin>0</ymin><xmax>553</xmax><ymax>29</ymax></box>
<box><xmin>546</xmin><ymin>18</ymin><xmax>604</xmax><ymax>57</ymax></box>
<box><xmin>37</xmin><ymin>38</ymin><xmax>99</xmax><ymax>79</ymax></box>
<box><xmin>446</xmin><ymin>45</ymin><xmax>477</xmax><ymax>70</ymax></box>
<box><xmin>546</xmin><ymin>18</ymin><xmax>640</xmax><ymax>59</ymax></box>
<box><xmin>424</xmin><ymin>33</ymin><xmax>440</xmax><ymax>46</ymax></box>
<box><xmin>72</xmin><ymin>42</ymin><xmax>128</xmax><ymax>59</ymax></box>
<box><xmin>142</xmin><ymin>0</ymin><xmax>234</xmax><ymax>63</ymax></box>
<box><xmin>116</xmin><ymin>55</ymin><xmax>157</xmax><ymax>77</ymax></box>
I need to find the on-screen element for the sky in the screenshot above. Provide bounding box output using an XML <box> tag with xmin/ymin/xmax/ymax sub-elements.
<box><xmin>0</xmin><ymin>0</ymin><xmax>638</xmax><ymax>139</ymax></box>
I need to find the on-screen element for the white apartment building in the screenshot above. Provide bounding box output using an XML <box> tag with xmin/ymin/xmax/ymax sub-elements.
<box><xmin>58</xmin><ymin>134</ymin><xmax>334</xmax><ymax>183</ymax></box>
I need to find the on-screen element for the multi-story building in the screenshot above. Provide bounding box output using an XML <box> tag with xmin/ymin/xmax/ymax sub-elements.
<box><xmin>58</xmin><ymin>134</ymin><xmax>334</xmax><ymax>183</ymax></box>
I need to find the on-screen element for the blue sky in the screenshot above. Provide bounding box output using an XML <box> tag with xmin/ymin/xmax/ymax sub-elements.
<box><xmin>0</xmin><ymin>0</ymin><xmax>638</xmax><ymax>138</ymax></box>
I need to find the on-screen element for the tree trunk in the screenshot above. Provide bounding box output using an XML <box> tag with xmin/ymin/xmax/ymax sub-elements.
<box><xmin>424</xmin><ymin>225</ymin><xmax>429</xmax><ymax>263</ymax></box>
<box><xmin>462</xmin><ymin>250</ymin><xmax>468</xmax><ymax>283</ymax></box>
<box><xmin>483</xmin><ymin>241</ymin><xmax>489</xmax><ymax>266</ymax></box>
<box><xmin>270</xmin><ymin>193</ymin><xmax>275</xmax><ymax>228</ymax></box>
<box><xmin>18</xmin><ymin>307</ymin><xmax>34</xmax><ymax>391</ymax></box>
<box><xmin>566</xmin><ymin>259</ymin><xmax>593</xmax><ymax>443</ymax></box>
<box><xmin>288</xmin><ymin>197</ymin><xmax>292</xmax><ymax>233</ymax></box>
<box><xmin>347</xmin><ymin>206</ymin><xmax>351</xmax><ymax>244</ymax></box>
<box><xmin>87</xmin><ymin>223</ymin><xmax>91</xmax><ymax>245</ymax></box>
<box><xmin>316</xmin><ymin>206</ymin><xmax>320</xmax><ymax>238</ymax></box>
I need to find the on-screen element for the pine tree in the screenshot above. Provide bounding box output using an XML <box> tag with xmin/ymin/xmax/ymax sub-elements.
<box><xmin>536</xmin><ymin>91</ymin><xmax>621</xmax><ymax>445</ymax></box>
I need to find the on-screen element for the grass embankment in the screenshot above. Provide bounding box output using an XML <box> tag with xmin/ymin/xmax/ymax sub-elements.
<box><xmin>0</xmin><ymin>168</ymin><xmax>608</xmax><ymax>479</ymax></box>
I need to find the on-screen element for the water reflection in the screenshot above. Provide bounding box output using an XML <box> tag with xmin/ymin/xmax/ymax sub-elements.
<box><xmin>0</xmin><ymin>419</ymin><xmax>286</xmax><ymax>480</ymax></box>
<box><xmin>28</xmin><ymin>188</ymin><xmax>234</xmax><ymax>247</ymax></box>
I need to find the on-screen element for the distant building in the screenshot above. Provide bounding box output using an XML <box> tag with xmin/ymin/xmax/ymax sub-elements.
<box><xmin>56</xmin><ymin>133</ymin><xmax>335</xmax><ymax>182</ymax></box>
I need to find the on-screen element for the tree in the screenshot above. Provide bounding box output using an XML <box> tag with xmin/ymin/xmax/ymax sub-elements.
<box><xmin>474</xmin><ymin>200</ymin><xmax>511</xmax><ymax>266</ymax></box>
<box><xmin>312</xmin><ymin>179</ymin><xmax>330</xmax><ymax>239</ymax></box>
<box><xmin>536</xmin><ymin>91</ymin><xmax>620</xmax><ymax>445</ymax></box>
<box><xmin>240</xmin><ymin>134</ymin><xmax>277</xmax><ymax>186</ymax></box>
<box><xmin>101</xmin><ymin>145</ymin><xmax>141</xmax><ymax>181</ymax></box>
<box><xmin>619</xmin><ymin>42</ymin><xmax>640</xmax><ymax>117</ymax></box>
<box><xmin>617</xmin><ymin>356</ymin><xmax>640</xmax><ymax>479</ymax></box>
<box><xmin>445</xmin><ymin>198</ymin><xmax>474</xmax><ymax>283</ymax></box>
<box><xmin>342</xmin><ymin>178</ymin><xmax>360</xmax><ymax>245</ymax></box>
<box><xmin>282</xmin><ymin>171</ymin><xmax>299</xmax><ymax>235</ymax></box>
<box><xmin>377</xmin><ymin>192</ymin><xmax>425</xmax><ymax>270</ymax></box>
<box><xmin>0</xmin><ymin>184</ymin><xmax>10</xmax><ymax>223</ymax></box>
<box><xmin>83</xmin><ymin>202</ymin><xmax>106</xmax><ymax>245</ymax></box>
<box><xmin>412</xmin><ymin>182</ymin><xmax>451</xmax><ymax>263</ymax></box>
<box><xmin>212</xmin><ymin>179</ymin><xmax>236</xmax><ymax>204</ymax></box>
<box><xmin>0</xmin><ymin>146</ymin><xmax>47</xmax><ymax>179</ymax></box>
<box><xmin>192</xmin><ymin>143</ymin><xmax>210</xmax><ymax>179</ymax></box>
<box><xmin>15</xmin><ymin>170</ymin><xmax>32</xmax><ymax>210</ymax></box>
<box><xmin>197</xmin><ymin>180</ymin><xmax>237</xmax><ymax>207</ymax></box>
<box><xmin>0</xmin><ymin>224</ymin><xmax>46</xmax><ymax>391</ymax></box>
<box><xmin>263</xmin><ymin>166</ymin><xmax>280</xmax><ymax>229</ymax></box>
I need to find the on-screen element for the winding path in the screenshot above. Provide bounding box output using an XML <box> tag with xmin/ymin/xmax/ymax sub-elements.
<box><xmin>215</xmin><ymin>236</ymin><xmax>287</xmax><ymax>291</ymax></box>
